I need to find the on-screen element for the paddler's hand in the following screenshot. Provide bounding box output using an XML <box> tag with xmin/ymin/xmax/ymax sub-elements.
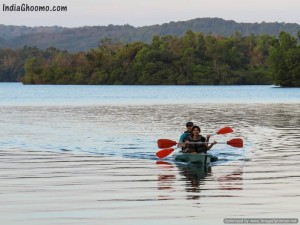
<box><xmin>206</xmin><ymin>134</ymin><xmax>211</xmax><ymax>142</ymax></box>
<box><xmin>178</xmin><ymin>143</ymin><xmax>185</xmax><ymax>147</ymax></box>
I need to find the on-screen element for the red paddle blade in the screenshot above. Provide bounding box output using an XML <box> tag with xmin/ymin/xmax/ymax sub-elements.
<box><xmin>156</xmin><ymin>148</ymin><xmax>175</xmax><ymax>158</ymax></box>
<box><xmin>157</xmin><ymin>139</ymin><xmax>177</xmax><ymax>148</ymax></box>
<box><xmin>227</xmin><ymin>138</ymin><xmax>243</xmax><ymax>148</ymax></box>
<box><xmin>217</xmin><ymin>126</ymin><xmax>233</xmax><ymax>135</ymax></box>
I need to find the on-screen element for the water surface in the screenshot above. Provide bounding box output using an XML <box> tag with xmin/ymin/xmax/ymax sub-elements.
<box><xmin>0</xmin><ymin>84</ymin><xmax>299</xmax><ymax>225</ymax></box>
<box><xmin>1</xmin><ymin>83</ymin><xmax>300</xmax><ymax>106</ymax></box>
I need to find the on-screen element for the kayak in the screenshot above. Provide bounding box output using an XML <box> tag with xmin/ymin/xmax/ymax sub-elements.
<box><xmin>173</xmin><ymin>153</ymin><xmax>218</xmax><ymax>164</ymax></box>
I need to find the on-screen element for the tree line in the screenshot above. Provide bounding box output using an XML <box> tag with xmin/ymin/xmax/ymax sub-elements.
<box><xmin>0</xmin><ymin>46</ymin><xmax>64</xmax><ymax>82</ymax></box>
<box><xmin>0</xmin><ymin>31</ymin><xmax>299</xmax><ymax>86</ymax></box>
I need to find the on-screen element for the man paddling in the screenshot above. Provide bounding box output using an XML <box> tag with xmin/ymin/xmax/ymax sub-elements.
<box><xmin>177</xmin><ymin>122</ymin><xmax>193</xmax><ymax>149</ymax></box>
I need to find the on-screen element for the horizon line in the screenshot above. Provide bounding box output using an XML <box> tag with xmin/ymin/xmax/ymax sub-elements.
<box><xmin>1</xmin><ymin>17</ymin><xmax>299</xmax><ymax>29</ymax></box>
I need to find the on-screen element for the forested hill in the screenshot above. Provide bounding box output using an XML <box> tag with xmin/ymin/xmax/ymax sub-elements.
<box><xmin>1</xmin><ymin>18</ymin><xmax>300</xmax><ymax>52</ymax></box>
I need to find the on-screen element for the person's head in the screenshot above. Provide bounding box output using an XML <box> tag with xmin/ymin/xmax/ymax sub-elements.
<box><xmin>186</xmin><ymin>122</ymin><xmax>193</xmax><ymax>132</ymax></box>
<box><xmin>191</xmin><ymin>125</ymin><xmax>201</xmax><ymax>136</ymax></box>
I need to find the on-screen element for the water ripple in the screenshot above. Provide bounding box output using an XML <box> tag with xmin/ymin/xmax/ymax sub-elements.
<box><xmin>1</xmin><ymin>103</ymin><xmax>300</xmax><ymax>224</ymax></box>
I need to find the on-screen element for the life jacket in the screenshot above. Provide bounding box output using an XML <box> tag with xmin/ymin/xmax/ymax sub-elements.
<box><xmin>186</xmin><ymin>135</ymin><xmax>207</xmax><ymax>153</ymax></box>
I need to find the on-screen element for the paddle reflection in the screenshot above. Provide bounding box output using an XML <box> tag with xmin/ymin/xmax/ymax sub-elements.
<box><xmin>156</xmin><ymin>161</ymin><xmax>176</xmax><ymax>200</ymax></box>
<box><xmin>156</xmin><ymin>161</ymin><xmax>176</xmax><ymax>190</ymax></box>
<box><xmin>217</xmin><ymin>168</ymin><xmax>243</xmax><ymax>191</ymax></box>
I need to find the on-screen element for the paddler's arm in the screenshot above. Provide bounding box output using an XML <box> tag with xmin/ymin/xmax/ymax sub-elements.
<box><xmin>177</xmin><ymin>133</ymin><xmax>188</xmax><ymax>147</ymax></box>
<box><xmin>206</xmin><ymin>140</ymin><xmax>217</xmax><ymax>151</ymax></box>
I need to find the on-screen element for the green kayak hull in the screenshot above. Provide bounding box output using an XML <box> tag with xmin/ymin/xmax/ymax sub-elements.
<box><xmin>173</xmin><ymin>153</ymin><xmax>218</xmax><ymax>164</ymax></box>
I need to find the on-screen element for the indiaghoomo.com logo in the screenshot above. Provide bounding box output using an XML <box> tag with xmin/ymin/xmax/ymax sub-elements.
<box><xmin>3</xmin><ymin>3</ymin><xmax>67</xmax><ymax>12</ymax></box>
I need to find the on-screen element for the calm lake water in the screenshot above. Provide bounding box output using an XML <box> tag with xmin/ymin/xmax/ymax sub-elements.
<box><xmin>0</xmin><ymin>83</ymin><xmax>299</xmax><ymax>225</ymax></box>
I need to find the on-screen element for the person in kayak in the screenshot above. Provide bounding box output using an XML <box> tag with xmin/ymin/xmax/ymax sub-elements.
<box><xmin>177</xmin><ymin>122</ymin><xmax>194</xmax><ymax>149</ymax></box>
<box><xmin>184</xmin><ymin>125</ymin><xmax>216</xmax><ymax>153</ymax></box>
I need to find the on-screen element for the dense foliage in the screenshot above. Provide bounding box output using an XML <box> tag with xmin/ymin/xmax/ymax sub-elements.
<box><xmin>269</xmin><ymin>32</ymin><xmax>300</xmax><ymax>87</ymax></box>
<box><xmin>1</xmin><ymin>18</ymin><xmax>300</xmax><ymax>52</ymax></box>
<box><xmin>21</xmin><ymin>31</ymin><xmax>274</xmax><ymax>85</ymax></box>
<box><xmin>0</xmin><ymin>46</ymin><xmax>64</xmax><ymax>82</ymax></box>
<box><xmin>1</xmin><ymin>31</ymin><xmax>299</xmax><ymax>86</ymax></box>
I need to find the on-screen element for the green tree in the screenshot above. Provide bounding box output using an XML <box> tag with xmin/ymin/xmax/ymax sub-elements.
<box><xmin>269</xmin><ymin>31</ymin><xmax>300</xmax><ymax>87</ymax></box>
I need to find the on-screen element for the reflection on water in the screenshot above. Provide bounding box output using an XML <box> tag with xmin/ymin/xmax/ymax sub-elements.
<box><xmin>0</xmin><ymin>103</ymin><xmax>300</xmax><ymax>224</ymax></box>
<box><xmin>177</xmin><ymin>163</ymin><xmax>212</xmax><ymax>200</ymax></box>
<box><xmin>156</xmin><ymin>161</ymin><xmax>213</xmax><ymax>200</ymax></box>
<box><xmin>156</xmin><ymin>161</ymin><xmax>244</xmax><ymax>202</ymax></box>
<box><xmin>177</xmin><ymin>163</ymin><xmax>211</xmax><ymax>192</ymax></box>
<box><xmin>217</xmin><ymin>167</ymin><xmax>243</xmax><ymax>191</ymax></box>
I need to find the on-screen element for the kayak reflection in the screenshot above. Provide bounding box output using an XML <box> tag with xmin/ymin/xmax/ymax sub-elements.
<box><xmin>176</xmin><ymin>163</ymin><xmax>212</xmax><ymax>200</ymax></box>
<box><xmin>156</xmin><ymin>160</ymin><xmax>212</xmax><ymax>200</ymax></box>
<box><xmin>156</xmin><ymin>159</ymin><xmax>245</xmax><ymax>201</ymax></box>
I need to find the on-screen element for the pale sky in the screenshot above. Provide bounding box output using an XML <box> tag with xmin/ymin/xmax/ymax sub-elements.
<box><xmin>1</xmin><ymin>0</ymin><xmax>299</xmax><ymax>27</ymax></box>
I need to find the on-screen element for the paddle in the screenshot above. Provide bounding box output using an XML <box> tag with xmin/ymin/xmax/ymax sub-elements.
<box><xmin>156</xmin><ymin>148</ymin><xmax>175</xmax><ymax>159</ymax></box>
<box><xmin>157</xmin><ymin>126</ymin><xmax>233</xmax><ymax>148</ymax></box>
<box><xmin>156</xmin><ymin>138</ymin><xmax>244</xmax><ymax>159</ymax></box>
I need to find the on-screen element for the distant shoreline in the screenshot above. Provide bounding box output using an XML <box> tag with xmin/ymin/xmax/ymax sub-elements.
<box><xmin>1</xmin><ymin>29</ymin><xmax>299</xmax><ymax>87</ymax></box>
<box><xmin>0</xmin><ymin>82</ymin><xmax>283</xmax><ymax>87</ymax></box>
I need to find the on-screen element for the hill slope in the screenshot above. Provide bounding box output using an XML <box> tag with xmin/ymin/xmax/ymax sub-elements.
<box><xmin>1</xmin><ymin>18</ymin><xmax>300</xmax><ymax>52</ymax></box>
